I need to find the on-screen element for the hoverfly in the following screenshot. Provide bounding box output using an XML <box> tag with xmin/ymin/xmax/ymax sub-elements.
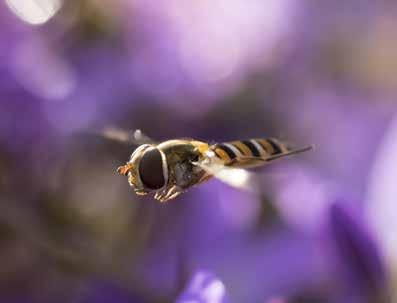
<box><xmin>106</xmin><ymin>129</ymin><xmax>312</xmax><ymax>202</ymax></box>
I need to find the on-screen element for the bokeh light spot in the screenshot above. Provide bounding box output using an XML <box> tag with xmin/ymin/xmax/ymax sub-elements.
<box><xmin>11</xmin><ymin>37</ymin><xmax>76</xmax><ymax>101</ymax></box>
<box><xmin>5</xmin><ymin>0</ymin><xmax>63</xmax><ymax>25</ymax></box>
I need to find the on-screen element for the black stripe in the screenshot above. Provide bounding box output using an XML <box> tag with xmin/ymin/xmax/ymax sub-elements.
<box><xmin>266</xmin><ymin>138</ymin><xmax>282</xmax><ymax>154</ymax></box>
<box><xmin>241</xmin><ymin>140</ymin><xmax>260</xmax><ymax>157</ymax></box>
<box><xmin>217</xmin><ymin>144</ymin><xmax>237</xmax><ymax>159</ymax></box>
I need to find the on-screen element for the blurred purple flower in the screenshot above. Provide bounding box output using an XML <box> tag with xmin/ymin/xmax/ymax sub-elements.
<box><xmin>366</xmin><ymin>113</ymin><xmax>397</xmax><ymax>269</ymax></box>
<box><xmin>278</xmin><ymin>89</ymin><xmax>393</xmax><ymax>199</ymax></box>
<box><xmin>267</xmin><ymin>162</ymin><xmax>337</xmax><ymax>232</ymax></box>
<box><xmin>176</xmin><ymin>270</ymin><xmax>228</xmax><ymax>303</ymax></box>
<box><xmin>328</xmin><ymin>202</ymin><xmax>389</xmax><ymax>302</ymax></box>
<box><xmin>125</xmin><ymin>0</ymin><xmax>298</xmax><ymax>112</ymax></box>
<box><xmin>129</xmin><ymin>180</ymin><xmax>325</xmax><ymax>302</ymax></box>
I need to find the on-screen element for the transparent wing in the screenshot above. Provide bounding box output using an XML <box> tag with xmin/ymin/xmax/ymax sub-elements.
<box><xmin>194</xmin><ymin>160</ymin><xmax>260</xmax><ymax>193</ymax></box>
<box><xmin>100</xmin><ymin>127</ymin><xmax>157</xmax><ymax>145</ymax></box>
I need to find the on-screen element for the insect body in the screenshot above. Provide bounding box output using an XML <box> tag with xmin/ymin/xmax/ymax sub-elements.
<box><xmin>116</xmin><ymin>130</ymin><xmax>312</xmax><ymax>202</ymax></box>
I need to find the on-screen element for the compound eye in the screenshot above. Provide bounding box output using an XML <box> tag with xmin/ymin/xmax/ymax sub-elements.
<box><xmin>138</xmin><ymin>148</ymin><xmax>165</xmax><ymax>190</ymax></box>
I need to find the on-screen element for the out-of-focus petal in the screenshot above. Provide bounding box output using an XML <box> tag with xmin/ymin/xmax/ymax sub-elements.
<box><xmin>268</xmin><ymin>163</ymin><xmax>336</xmax><ymax>232</ymax></box>
<box><xmin>10</xmin><ymin>36</ymin><xmax>77</xmax><ymax>101</ymax></box>
<box><xmin>176</xmin><ymin>270</ymin><xmax>228</xmax><ymax>303</ymax></box>
<box><xmin>366</xmin><ymin>114</ymin><xmax>397</xmax><ymax>264</ymax></box>
<box><xmin>366</xmin><ymin>113</ymin><xmax>397</xmax><ymax>301</ymax></box>
<box><xmin>280</xmin><ymin>90</ymin><xmax>392</xmax><ymax>199</ymax></box>
<box><xmin>328</xmin><ymin>202</ymin><xmax>388</xmax><ymax>301</ymax></box>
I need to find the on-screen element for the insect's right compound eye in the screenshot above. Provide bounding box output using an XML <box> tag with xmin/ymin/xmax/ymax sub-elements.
<box><xmin>138</xmin><ymin>148</ymin><xmax>165</xmax><ymax>190</ymax></box>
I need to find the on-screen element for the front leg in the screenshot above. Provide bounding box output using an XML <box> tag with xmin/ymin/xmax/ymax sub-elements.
<box><xmin>154</xmin><ymin>185</ymin><xmax>184</xmax><ymax>202</ymax></box>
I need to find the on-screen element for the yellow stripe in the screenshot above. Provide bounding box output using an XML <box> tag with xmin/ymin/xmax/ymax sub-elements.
<box><xmin>191</xmin><ymin>141</ymin><xmax>210</xmax><ymax>154</ymax></box>
<box><xmin>257</xmin><ymin>139</ymin><xmax>275</xmax><ymax>154</ymax></box>
<box><xmin>214</xmin><ymin>147</ymin><xmax>231</xmax><ymax>162</ymax></box>
<box><xmin>231</xmin><ymin>141</ymin><xmax>253</xmax><ymax>156</ymax></box>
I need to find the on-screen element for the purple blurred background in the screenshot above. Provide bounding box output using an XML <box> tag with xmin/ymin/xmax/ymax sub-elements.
<box><xmin>1</xmin><ymin>1</ymin><xmax>397</xmax><ymax>302</ymax></box>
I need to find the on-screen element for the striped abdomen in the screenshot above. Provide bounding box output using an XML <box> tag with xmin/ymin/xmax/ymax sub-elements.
<box><xmin>211</xmin><ymin>138</ymin><xmax>289</xmax><ymax>167</ymax></box>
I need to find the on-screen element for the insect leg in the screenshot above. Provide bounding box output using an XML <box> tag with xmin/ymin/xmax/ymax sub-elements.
<box><xmin>163</xmin><ymin>190</ymin><xmax>183</xmax><ymax>202</ymax></box>
<box><xmin>154</xmin><ymin>190</ymin><xmax>165</xmax><ymax>201</ymax></box>
<box><xmin>154</xmin><ymin>187</ymin><xmax>172</xmax><ymax>202</ymax></box>
<box><xmin>155</xmin><ymin>185</ymin><xmax>184</xmax><ymax>202</ymax></box>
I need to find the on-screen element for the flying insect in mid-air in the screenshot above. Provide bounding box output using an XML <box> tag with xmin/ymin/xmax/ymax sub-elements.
<box><xmin>106</xmin><ymin>129</ymin><xmax>312</xmax><ymax>202</ymax></box>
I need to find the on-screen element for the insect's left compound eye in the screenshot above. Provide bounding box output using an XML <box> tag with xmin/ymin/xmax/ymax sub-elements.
<box><xmin>138</xmin><ymin>148</ymin><xmax>165</xmax><ymax>190</ymax></box>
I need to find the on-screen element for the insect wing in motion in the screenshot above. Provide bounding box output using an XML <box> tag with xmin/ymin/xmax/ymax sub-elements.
<box><xmin>101</xmin><ymin>127</ymin><xmax>157</xmax><ymax>145</ymax></box>
<box><xmin>194</xmin><ymin>159</ymin><xmax>258</xmax><ymax>192</ymax></box>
